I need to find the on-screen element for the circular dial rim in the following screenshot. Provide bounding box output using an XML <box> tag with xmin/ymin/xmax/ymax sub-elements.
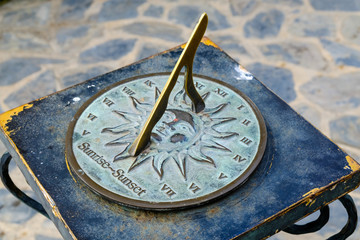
<box><xmin>65</xmin><ymin>73</ymin><xmax>267</xmax><ymax>211</ymax></box>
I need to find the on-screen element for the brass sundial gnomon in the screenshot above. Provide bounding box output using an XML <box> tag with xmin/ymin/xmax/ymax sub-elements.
<box><xmin>65</xmin><ymin>13</ymin><xmax>267</xmax><ymax>210</ymax></box>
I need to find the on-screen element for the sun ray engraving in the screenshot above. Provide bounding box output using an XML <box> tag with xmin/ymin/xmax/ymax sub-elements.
<box><xmin>101</xmin><ymin>86</ymin><xmax>238</xmax><ymax>179</ymax></box>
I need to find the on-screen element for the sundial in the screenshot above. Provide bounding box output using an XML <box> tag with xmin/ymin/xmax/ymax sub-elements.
<box><xmin>1</xmin><ymin>13</ymin><xmax>360</xmax><ymax>239</ymax></box>
<box><xmin>66</xmin><ymin>14</ymin><xmax>266</xmax><ymax>210</ymax></box>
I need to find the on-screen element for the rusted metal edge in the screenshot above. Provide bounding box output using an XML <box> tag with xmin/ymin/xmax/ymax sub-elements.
<box><xmin>231</xmin><ymin>159</ymin><xmax>360</xmax><ymax>239</ymax></box>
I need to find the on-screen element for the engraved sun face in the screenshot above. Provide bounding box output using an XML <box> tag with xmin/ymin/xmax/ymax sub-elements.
<box><xmin>152</xmin><ymin>109</ymin><xmax>198</xmax><ymax>150</ymax></box>
<box><xmin>101</xmin><ymin>87</ymin><xmax>238</xmax><ymax>180</ymax></box>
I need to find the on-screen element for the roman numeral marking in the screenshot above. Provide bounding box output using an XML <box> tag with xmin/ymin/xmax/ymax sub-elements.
<box><xmin>240</xmin><ymin>137</ymin><xmax>252</xmax><ymax>145</ymax></box>
<box><xmin>82</xmin><ymin>130</ymin><xmax>91</xmax><ymax>136</ymax></box>
<box><xmin>161</xmin><ymin>184</ymin><xmax>176</xmax><ymax>197</ymax></box>
<box><xmin>233</xmin><ymin>155</ymin><xmax>247</xmax><ymax>163</ymax></box>
<box><xmin>103</xmin><ymin>97</ymin><xmax>115</xmax><ymax>107</ymax></box>
<box><xmin>242</xmin><ymin>119</ymin><xmax>251</xmax><ymax>126</ymax></box>
<box><xmin>213</xmin><ymin>88</ymin><xmax>228</xmax><ymax>97</ymax></box>
<box><xmin>189</xmin><ymin>183</ymin><xmax>201</xmax><ymax>193</ymax></box>
<box><xmin>87</xmin><ymin>113</ymin><xmax>97</xmax><ymax>121</ymax></box>
<box><xmin>144</xmin><ymin>79</ymin><xmax>154</xmax><ymax>87</ymax></box>
<box><xmin>156</xmin><ymin>126</ymin><xmax>166</xmax><ymax>133</ymax></box>
<box><xmin>219</xmin><ymin>173</ymin><xmax>228</xmax><ymax>179</ymax></box>
<box><xmin>155</xmin><ymin>87</ymin><xmax>161</xmax><ymax>100</ymax></box>
<box><xmin>237</xmin><ymin>105</ymin><xmax>245</xmax><ymax>110</ymax></box>
<box><xmin>122</xmin><ymin>86</ymin><xmax>135</xmax><ymax>96</ymax></box>
<box><xmin>195</xmin><ymin>81</ymin><xmax>205</xmax><ymax>90</ymax></box>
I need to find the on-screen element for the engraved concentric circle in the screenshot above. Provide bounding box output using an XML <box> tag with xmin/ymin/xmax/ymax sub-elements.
<box><xmin>66</xmin><ymin>73</ymin><xmax>267</xmax><ymax>210</ymax></box>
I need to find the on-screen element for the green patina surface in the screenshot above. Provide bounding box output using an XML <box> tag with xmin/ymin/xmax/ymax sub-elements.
<box><xmin>67</xmin><ymin>74</ymin><xmax>265</xmax><ymax>209</ymax></box>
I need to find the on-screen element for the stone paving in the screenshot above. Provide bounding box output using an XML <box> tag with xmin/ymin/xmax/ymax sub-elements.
<box><xmin>0</xmin><ymin>0</ymin><xmax>359</xmax><ymax>239</ymax></box>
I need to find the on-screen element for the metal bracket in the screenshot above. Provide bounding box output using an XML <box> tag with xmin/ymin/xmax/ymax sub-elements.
<box><xmin>0</xmin><ymin>152</ymin><xmax>49</xmax><ymax>219</ymax></box>
<box><xmin>284</xmin><ymin>194</ymin><xmax>358</xmax><ymax>239</ymax></box>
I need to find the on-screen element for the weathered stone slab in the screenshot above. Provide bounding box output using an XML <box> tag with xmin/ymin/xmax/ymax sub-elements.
<box><xmin>62</xmin><ymin>66</ymin><xmax>111</xmax><ymax>87</ymax></box>
<box><xmin>330</xmin><ymin>116</ymin><xmax>360</xmax><ymax>148</ymax></box>
<box><xmin>79</xmin><ymin>39</ymin><xmax>136</xmax><ymax>64</ymax></box>
<box><xmin>0</xmin><ymin>32</ymin><xmax>49</xmax><ymax>50</ymax></box>
<box><xmin>310</xmin><ymin>0</ymin><xmax>360</xmax><ymax>11</ymax></box>
<box><xmin>2</xmin><ymin>3</ymin><xmax>51</xmax><ymax>27</ymax></box>
<box><xmin>300</xmin><ymin>72</ymin><xmax>360</xmax><ymax>111</ymax></box>
<box><xmin>57</xmin><ymin>26</ymin><xmax>89</xmax><ymax>45</ymax></box>
<box><xmin>58</xmin><ymin>0</ymin><xmax>93</xmax><ymax>21</ymax></box>
<box><xmin>5</xmin><ymin>70</ymin><xmax>57</xmax><ymax>108</ymax></box>
<box><xmin>321</xmin><ymin>39</ymin><xmax>360</xmax><ymax>67</ymax></box>
<box><xmin>341</xmin><ymin>16</ymin><xmax>360</xmax><ymax>45</ymax></box>
<box><xmin>144</xmin><ymin>5</ymin><xmax>164</xmax><ymax>17</ymax></box>
<box><xmin>168</xmin><ymin>5</ymin><xmax>230</xmax><ymax>30</ymax></box>
<box><xmin>288</xmin><ymin>14</ymin><xmax>335</xmax><ymax>37</ymax></box>
<box><xmin>244</xmin><ymin>9</ymin><xmax>284</xmax><ymax>38</ymax></box>
<box><xmin>123</xmin><ymin>22</ymin><xmax>183</xmax><ymax>42</ymax></box>
<box><xmin>260</xmin><ymin>42</ymin><xmax>327</xmax><ymax>70</ymax></box>
<box><xmin>97</xmin><ymin>0</ymin><xmax>145</xmax><ymax>22</ymax></box>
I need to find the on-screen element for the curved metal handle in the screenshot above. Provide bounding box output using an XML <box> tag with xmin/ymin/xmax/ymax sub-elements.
<box><xmin>328</xmin><ymin>194</ymin><xmax>358</xmax><ymax>240</ymax></box>
<box><xmin>0</xmin><ymin>152</ymin><xmax>49</xmax><ymax>219</ymax></box>
<box><xmin>128</xmin><ymin>13</ymin><xmax>208</xmax><ymax>156</ymax></box>
<box><xmin>283</xmin><ymin>205</ymin><xmax>330</xmax><ymax>234</ymax></box>
<box><xmin>283</xmin><ymin>194</ymin><xmax>357</xmax><ymax>239</ymax></box>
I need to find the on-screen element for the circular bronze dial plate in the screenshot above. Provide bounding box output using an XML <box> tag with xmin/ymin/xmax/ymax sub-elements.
<box><xmin>66</xmin><ymin>74</ymin><xmax>267</xmax><ymax>210</ymax></box>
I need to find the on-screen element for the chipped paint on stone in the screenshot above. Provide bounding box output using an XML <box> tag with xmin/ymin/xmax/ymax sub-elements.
<box><xmin>0</xmin><ymin>103</ymin><xmax>34</xmax><ymax>134</ymax></box>
<box><xmin>305</xmin><ymin>198</ymin><xmax>316</xmax><ymax>207</ymax></box>
<box><xmin>201</xmin><ymin>37</ymin><xmax>220</xmax><ymax>48</ymax></box>
<box><xmin>181</xmin><ymin>37</ymin><xmax>220</xmax><ymax>49</ymax></box>
<box><xmin>302</xmin><ymin>187</ymin><xmax>322</xmax><ymax>198</ymax></box>
<box><xmin>346</xmin><ymin>156</ymin><xmax>360</xmax><ymax>171</ymax></box>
